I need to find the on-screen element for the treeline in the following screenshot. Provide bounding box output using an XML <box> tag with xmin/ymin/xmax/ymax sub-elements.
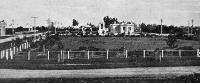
<box><xmin>6</xmin><ymin>26</ymin><xmax>49</xmax><ymax>34</ymax></box>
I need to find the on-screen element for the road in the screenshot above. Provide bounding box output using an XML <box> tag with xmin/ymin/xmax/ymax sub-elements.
<box><xmin>0</xmin><ymin>66</ymin><xmax>200</xmax><ymax>79</ymax></box>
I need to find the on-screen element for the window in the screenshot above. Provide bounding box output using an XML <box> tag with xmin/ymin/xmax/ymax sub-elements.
<box><xmin>123</xmin><ymin>27</ymin><xmax>126</xmax><ymax>31</ymax></box>
<box><xmin>129</xmin><ymin>27</ymin><xmax>131</xmax><ymax>31</ymax></box>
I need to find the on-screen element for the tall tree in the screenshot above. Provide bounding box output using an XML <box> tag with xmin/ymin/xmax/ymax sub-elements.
<box><xmin>103</xmin><ymin>16</ymin><xmax>118</xmax><ymax>28</ymax></box>
<box><xmin>72</xmin><ymin>19</ymin><xmax>79</xmax><ymax>26</ymax></box>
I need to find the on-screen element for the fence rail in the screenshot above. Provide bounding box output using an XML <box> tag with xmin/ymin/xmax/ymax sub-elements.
<box><xmin>0</xmin><ymin>49</ymin><xmax>200</xmax><ymax>62</ymax></box>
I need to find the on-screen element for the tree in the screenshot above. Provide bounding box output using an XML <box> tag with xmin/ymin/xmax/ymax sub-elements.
<box><xmin>103</xmin><ymin>16</ymin><xmax>118</xmax><ymax>28</ymax></box>
<box><xmin>72</xmin><ymin>19</ymin><xmax>79</xmax><ymax>26</ymax></box>
<box><xmin>15</xmin><ymin>26</ymin><xmax>24</xmax><ymax>32</ymax></box>
<box><xmin>166</xmin><ymin>35</ymin><xmax>178</xmax><ymax>48</ymax></box>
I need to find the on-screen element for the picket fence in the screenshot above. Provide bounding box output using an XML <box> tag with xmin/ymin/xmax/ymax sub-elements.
<box><xmin>0</xmin><ymin>48</ymin><xmax>200</xmax><ymax>62</ymax></box>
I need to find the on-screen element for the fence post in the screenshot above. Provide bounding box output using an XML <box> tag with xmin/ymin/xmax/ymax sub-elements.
<box><xmin>19</xmin><ymin>45</ymin><xmax>21</xmax><ymax>52</ymax></box>
<box><xmin>0</xmin><ymin>50</ymin><xmax>3</xmax><ymax>59</ymax></box>
<box><xmin>125</xmin><ymin>50</ymin><xmax>128</xmax><ymax>58</ymax></box>
<box><xmin>13</xmin><ymin>47</ymin><xmax>16</xmax><ymax>55</ymax></box>
<box><xmin>159</xmin><ymin>53</ymin><xmax>162</xmax><ymax>62</ymax></box>
<box><xmin>47</xmin><ymin>51</ymin><xmax>49</xmax><ymax>60</ymax></box>
<box><xmin>143</xmin><ymin>50</ymin><xmax>146</xmax><ymax>58</ymax></box>
<box><xmin>1</xmin><ymin>50</ymin><xmax>5</xmax><ymax>59</ymax></box>
<box><xmin>88</xmin><ymin>51</ymin><xmax>90</xmax><ymax>60</ymax></box>
<box><xmin>179</xmin><ymin>50</ymin><xmax>182</xmax><ymax>58</ymax></box>
<box><xmin>16</xmin><ymin>47</ymin><xmax>18</xmax><ymax>53</ymax></box>
<box><xmin>60</xmin><ymin>50</ymin><xmax>63</xmax><ymax>61</ymax></box>
<box><xmin>62</xmin><ymin>50</ymin><xmax>65</xmax><ymax>62</ymax></box>
<box><xmin>28</xmin><ymin>51</ymin><xmax>30</xmax><ymax>60</ymax></box>
<box><xmin>6</xmin><ymin>49</ymin><xmax>9</xmax><ymax>60</ymax></box>
<box><xmin>92</xmin><ymin>51</ymin><xmax>94</xmax><ymax>58</ymax></box>
<box><xmin>58</xmin><ymin>54</ymin><xmax>60</xmax><ymax>63</ymax></box>
<box><xmin>197</xmin><ymin>49</ymin><xmax>200</xmax><ymax>57</ymax></box>
<box><xmin>161</xmin><ymin>50</ymin><xmax>164</xmax><ymax>58</ymax></box>
<box><xmin>107</xmin><ymin>50</ymin><xmax>109</xmax><ymax>59</ymax></box>
<box><xmin>67</xmin><ymin>51</ymin><xmax>70</xmax><ymax>59</ymax></box>
<box><xmin>10</xmin><ymin>48</ymin><xmax>13</xmax><ymax>60</ymax></box>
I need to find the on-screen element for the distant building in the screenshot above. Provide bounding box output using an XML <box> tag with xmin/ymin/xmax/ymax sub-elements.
<box><xmin>0</xmin><ymin>20</ymin><xmax>7</xmax><ymax>36</ymax></box>
<box><xmin>98</xmin><ymin>23</ymin><xmax>108</xmax><ymax>36</ymax></box>
<box><xmin>110</xmin><ymin>22</ymin><xmax>140</xmax><ymax>35</ymax></box>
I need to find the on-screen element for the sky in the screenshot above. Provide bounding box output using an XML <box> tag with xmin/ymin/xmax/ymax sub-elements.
<box><xmin>0</xmin><ymin>0</ymin><xmax>200</xmax><ymax>27</ymax></box>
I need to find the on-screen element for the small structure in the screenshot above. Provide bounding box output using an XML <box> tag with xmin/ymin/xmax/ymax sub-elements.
<box><xmin>0</xmin><ymin>20</ymin><xmax>7</xmax><ymax>36</ymax></box>
<box><xmin>98</xmin><ymin>23</ymin><xmax>108</xmax><ymax>36</ymax></box>
<box><xmin>110</xmin><ymin>22</ymin><xmax>140</xmax><ymax>35</ymax></box>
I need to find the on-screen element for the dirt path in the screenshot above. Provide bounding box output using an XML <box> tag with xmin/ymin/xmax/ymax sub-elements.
<box><xmin>0</xmin><ymin>66</ymin><xmax>200</xmax><ymax>79</ymax></box>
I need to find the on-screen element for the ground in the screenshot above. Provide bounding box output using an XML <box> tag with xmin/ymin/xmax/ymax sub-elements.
<box><xmin>0</xmin><ymin>66</ymin><xmax>199</xmax><ymax>78</ymax></box>
<box><xmin>61</xmin><ymin>37</ymin><xmax>200</xmax><ymax>51</ymax></box>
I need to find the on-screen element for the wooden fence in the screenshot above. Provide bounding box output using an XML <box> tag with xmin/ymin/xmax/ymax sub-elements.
<box><xmin>0</xmin><ymin>49</ymin><xmax>200</xmax><ymax>62</ymax></box>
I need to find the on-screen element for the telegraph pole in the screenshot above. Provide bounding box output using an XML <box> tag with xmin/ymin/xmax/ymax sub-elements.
<box><xmin>161</xmin><ymin>19</ymin><xmax>163</xmax><ymax>35</ymax></box>
<box><xmin>31</xmin><ymin>17</ymin><xmax>38</xmax><ymax>42</ymax></box>
<box><xmin>31</xmin><ymin>17</ymin><xmax>38</xmax><ymax>31</ymax></box>
<box><xmin>188</xmin><ymin>20</ymin><xmax>190</xmax><ymax>34</ymax></box>
<box><xmin>191</xmin><ymin>19</ymin><xmax>194</xmax><ymax>34</ymax></box>
<box><xmin>12</xmin><ymin>19</ymin><xmax>15</xmax><ymax>35</ymax></box>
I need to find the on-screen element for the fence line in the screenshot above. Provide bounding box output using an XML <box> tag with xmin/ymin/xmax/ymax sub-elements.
<box><xmin>0</xmin><ymin>49</ymin><xmax>200</xmax><ymax>61</ymax></box>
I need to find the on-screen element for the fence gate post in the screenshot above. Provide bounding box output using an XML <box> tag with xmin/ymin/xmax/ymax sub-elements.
<box><xmin>88</xmin><ymin>51</ymin><xmax>90</xmax><ymax>60</ymax></box>
<box><xmin>47</xmin><ymin>51</ymin><xmax>49</xmax><ymax>60</ymax></box>
<box><xmin>125</xmin><ymin>50</ymin><xmax>128</xmax><ymax>58</ymax></box>
<box><xmin>143</xmin><ymin>50</ymin><xmax>146</xmax><ymax>58</ymax></box>
<box><xmin>179</xmin><ymin>50</ymin><xmax>182</xmax><ymax>58</ymax></box>
<box><xmin>28</xmin><ymin>51</ymin><xmax>30</xmax><ymax>60</ymax></box>
<box><xmin>107</xmin><ymin>50</ymin><xmax>109</xmax><ymax>59</ymax></box>
<box><xmin>197</xmin><ymin>49</ymin><xmax>200</xmax><ymax>57</ymax></box>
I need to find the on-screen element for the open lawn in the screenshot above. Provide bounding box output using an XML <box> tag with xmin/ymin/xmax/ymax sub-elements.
<box><xmin>61</xmin><ymin>37</ymin><xmax>200</xmax><ymax>51</ymax></box>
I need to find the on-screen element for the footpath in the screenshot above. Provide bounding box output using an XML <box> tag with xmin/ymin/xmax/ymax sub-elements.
<box><xmin>0</xmin><ymin>66</ymin><xmax>200</xmax><ymax>79</ymax></box>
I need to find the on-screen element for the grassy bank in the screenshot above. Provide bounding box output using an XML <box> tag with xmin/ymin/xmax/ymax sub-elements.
<box><xmin>1</xmin><ymin>57</ymin><xmax>200</xmax><ymax>70</ymax></box>
<box><xmin>61</xmin><ymin>37</ymin><xmax>200</xmax><ymax>51</ymax></box>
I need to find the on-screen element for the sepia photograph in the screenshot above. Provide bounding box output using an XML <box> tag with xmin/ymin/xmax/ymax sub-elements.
<box><xmin>0</xmin><ymin>0</ymin><xmax>200</xmax><ymax>83</ymax></box>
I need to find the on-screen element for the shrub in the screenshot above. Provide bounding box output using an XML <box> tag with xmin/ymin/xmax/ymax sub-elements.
<box><xmin>166</xmin><ymin>35</ymin><xmax>178</xmax><ymax>48</ymax></box>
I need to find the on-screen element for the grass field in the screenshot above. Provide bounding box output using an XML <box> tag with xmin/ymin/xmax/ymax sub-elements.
<box><xmin>61</xmin><ymin>37</ymin><xmax>200</xmax><ymax>51</ymax></box>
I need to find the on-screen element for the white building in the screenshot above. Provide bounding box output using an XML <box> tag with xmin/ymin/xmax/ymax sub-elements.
<box><xmin>0</xmin><ymin>20</ymin><xmax>7</xmax><ymax>36</ymax></box>
<box><xmin>98</xmin><ymin>23</ymin><xmax>108</xmax><ymax>36</ymax></box>
<box><xmin>110</xmin><ymin>22</ymin><xmax>140</xmax><ymax>35</ymax></box>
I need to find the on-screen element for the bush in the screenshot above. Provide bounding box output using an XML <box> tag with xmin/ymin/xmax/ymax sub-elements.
<box><xmin>166</xmin><ymin>35</ymin><xmax>178</xmax><ymax>48</ymax></box>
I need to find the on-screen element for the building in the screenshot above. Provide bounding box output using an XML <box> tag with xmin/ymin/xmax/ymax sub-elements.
<box><xmin>0</xmin><ymin>20</ymin><xmax>7</xmax><ymax>36</ymax></box>
<box><xmin>98</xmin><ymin>23</ymin><xmax>108</xmax><ymax>36</ymax></box>
<box><xmin>110</xmin><ymin>22</ymin><xmax>140</xmax><ymax>35</ymax></box>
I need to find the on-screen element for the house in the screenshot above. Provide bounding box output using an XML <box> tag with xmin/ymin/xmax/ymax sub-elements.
<box><xmin>98</xmin><ymin>23</ymin><xmax>108</xmax><ymax>36</ymax></box>
<box><xmin>110</xmin><ymin>22</ymin><xmax>140</xmax><ymax>35</ymax></box>
<box><xmin>0</xmin><ymin>20</ymin><xmax>7</xmax><ymax>36</ymax></box>
<box><xmin>82</xmin><ymin>25</ymin><xmax>98</xmax><ymax>36</ymax></box>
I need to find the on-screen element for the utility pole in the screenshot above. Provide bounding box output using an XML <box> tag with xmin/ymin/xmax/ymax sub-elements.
<box><xmin>31</xmin><ymin>17</ymin><xmax>38</xmax><ymax>31</ymax></box>
<box><xmin>191</xmin><ymin>19</ymin><xmax>194</xmax><ymax>34</ymax></box>
<box><xmin>54</xmin><ymin>21</ymin><xmax>57</xmax><ymax>34</ymax></box>
<box><xmin>161</xmin><ymin>19</ymin><xmax>163</xmax><ymax>35</ymax></box>
<box><xmin>188</xmin><ymin>20</ymin><xmax>190</xmax><ymax>34</ymax></box>
<box><xmin>11</xmin><ymin>19</ymin><xmax>15</xmax><ymax>35</ymax></box>
<box><xmin>31</xmin><ymin>17</ymin><xmax>38</xmax><ymax>42</ymax></box>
